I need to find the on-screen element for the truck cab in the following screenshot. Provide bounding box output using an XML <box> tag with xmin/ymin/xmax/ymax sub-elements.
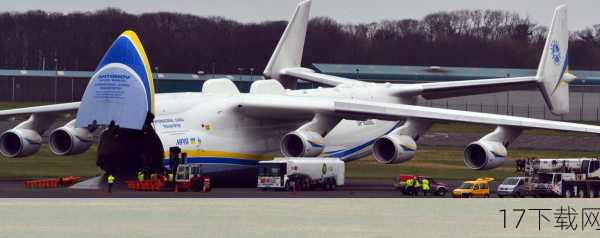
<box><xmin>257</xmin><ymin>161</ymin><xmax>287</xmax><ymax>189</ymax></box>
<box><xmin>175</xmin><ymin>164</ymin><xmax>204</xmax><ymax>191</ymax></box>
<box><xmin>531</xmin><ymin>172</ymin><xmax>575</xmax><ymax>197</ymax></box>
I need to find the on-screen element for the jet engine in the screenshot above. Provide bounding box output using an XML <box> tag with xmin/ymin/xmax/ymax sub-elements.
<box><xmin>372</xmin><ymin>134</ymin><xmax>417</xmax><ymax>164</ymax></box>
<box><xmin>281</xmin><ymin>130</ymin><xmax>324</xmax><ymax>157</ymax></box>
<box><xmin>49</xmin><ymin>125</ymin><xmax>93</xmax><ymax>156</ymax></box>
<box><xmin>463</xmin><ymin>141</ymin><xmax>507</xmax><ymax>170</ymax></box>
<box><xmin>463</xmin><ymin>126</ymin><xmax>521</xmax><ymax>170</ymax></box>
<box><xmin>0</xmin><ymin>129</ymin><xmax>42</xmax><ymax>158</ymax></box>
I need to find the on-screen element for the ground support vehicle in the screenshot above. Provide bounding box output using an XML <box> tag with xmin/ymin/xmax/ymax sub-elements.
<box><xmin>257</xmin><ymin>157</ymin><xmax>344</xmax><ymax>191</ymax></box>
<box><xmin>525</xmin><ymin>158</ymin><xmax>600</xmax><ymax>198</ymax></box>
<box><xmin>452</xmin><ymin>178</ymin><xmax>494</xmax><ymax>198</ymax></box>
<box><xmin>393</xmin><ymin>175</ymin><xmax>449</xmax><ymax>196</ymax></box>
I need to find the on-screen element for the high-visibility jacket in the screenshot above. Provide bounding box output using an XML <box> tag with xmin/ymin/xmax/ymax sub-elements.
<box><xmin>137</xmin><ymin>172</ymin><xmax>145</xmax><ymax>182</ymax></box>
<box><xmin>107</xmin><ymin>175</ymin><xmax>115</xmax><ymax>184</ymax></box>
<box><xmin>168</xmin><ymin>173</ymin><xmax>174</xmax><ymax>182</ymax></box>
<box><xmin>422</xmin><ymin>179</ymin><xmax>430</xmax><ymax>190</ymax></box>
<box><xmin>414</xmin><ymin>180</ymin><xmax>421</xmax><ymax>188</ymax></box>
<box><xmin>405</xmin><ymin>179</ymin><xmax>414</xmax><ymax>187</ymax></box>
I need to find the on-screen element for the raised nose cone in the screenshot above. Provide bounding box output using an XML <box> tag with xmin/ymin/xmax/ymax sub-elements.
<box><xmin>76</xmin><ymin>31</ymin><xmax>155</xmax><ymax>130</ymax></box>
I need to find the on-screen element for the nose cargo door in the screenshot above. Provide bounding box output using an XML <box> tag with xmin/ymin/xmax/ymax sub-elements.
<box><xmin>76</xmin><ymin>30</ymin><xmax>155</xmax><ymax>130</ymax></box>
<box><xmin>76</xmin><ymin>31</ymin><xmax>164</xmax><ymax>176</ymax></box>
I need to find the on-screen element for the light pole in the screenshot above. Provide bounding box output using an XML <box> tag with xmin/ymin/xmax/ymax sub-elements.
<box><xmin>71</xmin><ymin>77</ymin><xmax>75</xmax><ymax>102</ymax></box>
<box><xmin>211</xmin><ymin>61</ymin><xmax>216</xmax><ymax>77</ymax></box>
<box><xmin>581</xmin><ymin>91</ymin><xmax>585</xmax><ymax>121</ymax></box>
<box><xmin>154</xmin><ymin>66</ymin><xmax>160</xmax><ymax>93</ymax></box>
<box><xmin>237</xmin><ymin>67</ymin><xmax>244</xmax><ymax>81</ymax></box>
<box><xmin>54</xmin><ymin>58</ymin><xmax>58</xmax><ymax>103</ymax></box>
<box><xmin>11</xmin><ymin>77</ymin><xmax>15</xmax><ymax>101</ymax></box>
<box><xmin>249</xmin><ymin>68</ymin><xmax>255</xmax><ymax>81</ymax></box>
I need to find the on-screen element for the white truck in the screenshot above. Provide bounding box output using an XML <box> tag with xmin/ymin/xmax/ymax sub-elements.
<box><xmin>257</xmin><ymin>157</ymin><xmax>345</xmax><ymax>191</ymax></box>
<box><xmin>525</xmin><ymin>158</ymin><xmax>600</xmax><ymax>197</ymax></box>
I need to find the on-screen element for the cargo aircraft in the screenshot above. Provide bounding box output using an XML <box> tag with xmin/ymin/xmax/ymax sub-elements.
<box><xmin>0</xmin><ymin>1</ymin><xmax>596</xmax><ymax>180</ymax></box>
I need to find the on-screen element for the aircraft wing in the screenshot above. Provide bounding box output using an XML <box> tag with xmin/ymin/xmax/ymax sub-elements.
<box><xmin>391</xmin><ymin>76</ymin><xmax>540</xmax><ymax>99</ymax></box>
<box><xmin>238</xmin><ymin>95</ymin><xmax>600</xmax><ymax>133</ymax></box>
<box><xmin>281</xmin><ymin>67</ymin><xmax>365</xmax><ymax>86</ymax></box>
<box><xmin>0</xmin><ymin>102</ymin><xmax>80</xmax><ymax>118</ymax></box>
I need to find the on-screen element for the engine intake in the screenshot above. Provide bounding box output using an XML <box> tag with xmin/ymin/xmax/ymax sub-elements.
<box><xmin>464</xmin><ymin>141</ymin><xmax>507</xmax><ymax>170</ymax></box>
<box><xmin>372</xmin><ymin>134</ymin><xmax>417</xmax><ymax>164</ymax></box>
<box><xmin>49</xmin><ymin>126</ymin><xmax>93</xmax><ymax>156</ymax></box>
<box><xmin>281</xmin><ymin>131</ymin><xmax>324</xmax><ymax>157</ymax></box>
<box><xmin>0</xmin><ymin>129</ymin><xmax>42</xmax><ymax>158</ymax></box>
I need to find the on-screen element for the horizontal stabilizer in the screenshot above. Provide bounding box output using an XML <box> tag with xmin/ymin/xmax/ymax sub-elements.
<box><xmin>75</xmin><ymin>30</ymin><xmax>155</xmax><ymax>130</ymax></box>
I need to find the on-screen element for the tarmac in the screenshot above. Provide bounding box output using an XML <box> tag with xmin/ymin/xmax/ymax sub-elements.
<box><xmin>0</xmin><ymin>177</ymin><xmax>497</xmax><ymax>198</ymax></box>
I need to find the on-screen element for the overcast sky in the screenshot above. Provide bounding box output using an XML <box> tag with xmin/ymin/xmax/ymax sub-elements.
<box><xmin>4</xmin><ymin>0</ymin><xmax>599</xmax><ymax>30</ymax></box>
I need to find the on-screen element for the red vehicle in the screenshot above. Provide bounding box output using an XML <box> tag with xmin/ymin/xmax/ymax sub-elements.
<box><xmin>393</xmin><ymin>174</ymin><xmax>449</xmax><ymax>196</ymax></box>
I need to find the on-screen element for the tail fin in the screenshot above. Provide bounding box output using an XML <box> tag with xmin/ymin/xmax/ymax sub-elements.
<box><xmin>75</xmin><ymin>30</ymin><xmax>155</xmax><ymax>130</ymax></box>
<box><xmin>263</xmin><ymin>0</ymin><xmax>311</xmax><ymax>89</ymax></box>
<box><xmin>537</xmin><ymin>5</ymin><xmax>571</xmax><ymax>115</ymax></box>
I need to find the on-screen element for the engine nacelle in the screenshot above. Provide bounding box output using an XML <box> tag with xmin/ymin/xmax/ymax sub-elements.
<box><xmin>280</xmin><ymin>131</ymin><xmax>324</xmax><ymax>157</ymax></box>
<box><xmin>464</xmin><ymin>141</ymin><xmax>507</xmax><ymax>170</ymax></box>
<box><xmin>0</xmin><ymin>129</ymin><xmax>42</xmax><ymax>158</ymax></box>
<box><xmin>372</xmin><ymin>134</ymin><xmax>417</xmax><ymax>164</ymax></box>
<box><xmin>49</xmin><ymin>126</ymin><xmax>93</xmax><ymax>156</ymax></box>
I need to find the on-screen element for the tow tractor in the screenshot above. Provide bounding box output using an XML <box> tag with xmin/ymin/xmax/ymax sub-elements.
<box><xmin>175</xmin><ymin>164</ymin><xmax>209</xmax><ymax>192</ymax></box>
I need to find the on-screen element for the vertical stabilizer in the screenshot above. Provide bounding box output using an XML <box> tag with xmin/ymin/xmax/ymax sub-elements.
<box><xmin>263</xmin><ymin>0</ymin><xmax>311</xmax><ymax>89</ymax></box>
<box><xmin>537</xmin><ymin>5</ymin><xmax>571</xmax><ymax>115</ymax></box>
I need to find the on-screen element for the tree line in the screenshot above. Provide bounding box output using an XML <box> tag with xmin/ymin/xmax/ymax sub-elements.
<box><xmin>0</xmin><ymin>8</ymin><xmax>599</xmax><ymax>74</ymax></box>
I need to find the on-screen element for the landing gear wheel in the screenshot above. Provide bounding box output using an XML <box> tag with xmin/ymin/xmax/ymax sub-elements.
<box><xmin>304</xmin><ymin>178</ymin><xmax>311</xmax><ymax>190</ymax></box>
<box><xmin>330</xmin><ymin>179</ymin><xmax>336</xmax><ymax>190</ymax></box>
<box><xmin>565</xmin><ymin>189</ymin><xmax>573</xmax><ymax>198</ymax></box>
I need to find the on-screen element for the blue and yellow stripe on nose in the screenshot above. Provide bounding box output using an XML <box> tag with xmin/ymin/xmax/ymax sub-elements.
<box><xmin>95</xmin><ymin>30</ymin><xmax>155</xmax><ymax>114</ymax></box>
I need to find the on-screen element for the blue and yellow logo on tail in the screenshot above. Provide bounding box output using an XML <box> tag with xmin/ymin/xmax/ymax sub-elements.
<box><xmin>96</xmin><ymin>30</ymin><xmax>155</xmax><ymax>114</ymax></box>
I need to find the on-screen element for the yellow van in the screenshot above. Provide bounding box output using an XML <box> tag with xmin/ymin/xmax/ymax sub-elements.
<box><xmin>452</xmin><ymin>178</ymin><xmax>494</xmax><ymax>198</ymax></box>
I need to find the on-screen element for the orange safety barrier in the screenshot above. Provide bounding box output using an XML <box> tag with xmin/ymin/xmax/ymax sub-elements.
<box><xmin>24</xmin><ymin>178</ymin><xmax>61</xmax><ymax>189</ymax></box>
<box><xmin>126</xmin><ymin>179</ymin><xmax>164</xmax><ymax>191</ymax></box>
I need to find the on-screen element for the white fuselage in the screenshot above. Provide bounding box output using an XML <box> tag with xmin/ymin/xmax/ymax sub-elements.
<box><xmin>151</xmin><ymin>83</ymin><xmax>414</xmax><ymax>173</ymax></box>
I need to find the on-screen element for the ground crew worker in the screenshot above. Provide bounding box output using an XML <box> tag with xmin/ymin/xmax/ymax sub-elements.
<box><xmin>107</xmin><ymin>174</ymin><xmax>115</xmax><ymax>193</ymax></box>
<box><xmin>414</xmin><ymin>179</ymin><xmax>421</xmax><ymax>196</ymax></box>
<box><xmin>422</xmin><ymin>178</ymin><xmax>430</xmax><ymax>196</ymax></box>
<box><xmin>405</xmin><ymin>178</ymin><xmax>415</xmax><ymax>196</ymax></box>
<box><xmin>137</xmin><ymin>171</ymin><xmax>145</xmax><ymax>182</ymax></box>
<box><xmin>167</xmin><ymin>171</ymin><xmax>174</xmax><ymax>189</ymax></box>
